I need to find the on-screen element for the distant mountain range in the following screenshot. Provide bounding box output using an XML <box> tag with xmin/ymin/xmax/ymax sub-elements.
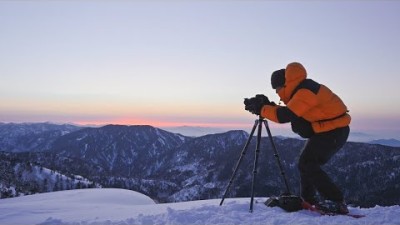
<box><xmin>369</xmin><ymin>139</ymin><xmax>400</xmax><ymax>147</ymax></box>
<box><xmin>163</xmin><ymin>126</ymin><xmax>227</xmax><ymax>137</ymax></box>
<box><xmin>163</xmin><ymin>125</ymin><xmax>400</xmax><ymax>146</ymax></box>
<box><xmin>0</xmin><ymin>122</ymin><xmax>399</xmax><ymax>208</ymax></box>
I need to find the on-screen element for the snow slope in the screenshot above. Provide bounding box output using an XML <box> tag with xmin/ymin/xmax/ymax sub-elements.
<box><xmin>0</xmin><ymin>188</ymin><xmax>398</xmax><ymax>225</ymax></box>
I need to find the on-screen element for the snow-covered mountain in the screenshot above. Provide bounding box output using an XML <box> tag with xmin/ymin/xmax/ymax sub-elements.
<box><xmin>49</xmin><ymin>125</ymin><xmax>250</xmax><ymax>203</ymax></box>
<box><xmin>1</xmin><ymin>188</ymin><xmax>399</xmax><ymax>225</ymax></box>
<box><xmin>52</xmin><ymin>125</ymin><xmax>189</xmax><ymax>175</ymax></box>
<box><xmin>0</xmin><ymin>152</ymin><xmax>100</xmax><ymax>198</ymax></box>
<box><xmin>0</xmin><ymin>122</ymin><xmax>82</xmax><ymax>152</ymax></box>
<box><xmin>1</xmin><ymin>123</ymin><xmax>399</xmax><ymax>208</ymax></box>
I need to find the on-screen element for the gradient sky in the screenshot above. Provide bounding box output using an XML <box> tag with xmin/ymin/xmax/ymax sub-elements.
<box><xmin>1</xmin><ymin>1</ymin><xmax>399</xmax><ymax>139</ymax></box>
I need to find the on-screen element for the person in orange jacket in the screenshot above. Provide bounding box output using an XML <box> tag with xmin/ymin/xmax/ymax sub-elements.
<box><xmin>244</xmin><ymin>62</ymin><xmax>351</xmax><ymax>214</ymax></box>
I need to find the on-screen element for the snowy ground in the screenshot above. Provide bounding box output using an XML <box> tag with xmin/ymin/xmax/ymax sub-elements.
<box><xmin>0</xmin><ymin>188</ymin><xmax>399</xmax><ymax>225</ymax></box>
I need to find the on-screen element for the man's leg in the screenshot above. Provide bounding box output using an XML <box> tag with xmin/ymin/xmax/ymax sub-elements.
<box><xmin>298</xmin><ymin>126</ymin><xmax>349</xmax><ymax>202</ymax></box>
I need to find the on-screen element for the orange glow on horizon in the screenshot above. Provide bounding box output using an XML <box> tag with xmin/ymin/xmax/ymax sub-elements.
<box><xmin>73</xmin><ymin>118</ymin><xmax>251</xmax><ymax>129</ymax></box>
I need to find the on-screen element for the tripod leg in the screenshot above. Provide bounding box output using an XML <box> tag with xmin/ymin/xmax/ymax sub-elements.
<box><xmin>249</xmin><ymin>117</ymin><xmax>263</xmax><ymax>212</ymax></box>
<box><xmin>219</xmin><ymin>119</ymin><xmax>259</xmax><ymax>206</ymax></box>
<box><xmin>263</xmin><ymin>120</ymin><xmax>291</xmax><ymax>194</ymax></box>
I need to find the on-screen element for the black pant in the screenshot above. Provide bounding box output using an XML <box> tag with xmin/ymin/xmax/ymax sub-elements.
<box><xmin>298</xmin><ymin>126</ymin><xmax>350</xmax><ymax>203</ymax></box>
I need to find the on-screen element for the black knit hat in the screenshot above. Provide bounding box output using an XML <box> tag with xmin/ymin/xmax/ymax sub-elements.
<box><xmin>271</xmin><ymin>69</ymin><xmax>285</xmax><ymax>89</ymax></box>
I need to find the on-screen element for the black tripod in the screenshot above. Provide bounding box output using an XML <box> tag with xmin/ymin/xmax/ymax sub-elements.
<box><xmin>219</xmin><ymin>116</ymin><xmax>291</xmax><ymax>212</ymax></box>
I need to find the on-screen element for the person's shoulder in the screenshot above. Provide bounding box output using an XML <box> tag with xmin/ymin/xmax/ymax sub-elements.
<box><xmin>295</xmin><ymin>79</ymin><xmax>320</xmax><ymax>95</ymax></box>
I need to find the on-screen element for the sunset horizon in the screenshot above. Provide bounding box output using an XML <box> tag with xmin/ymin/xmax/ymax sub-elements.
<box><xmin>1</xmin><ymin>1</ymin><xmax>399</xmax><ymax>141</ymax></box>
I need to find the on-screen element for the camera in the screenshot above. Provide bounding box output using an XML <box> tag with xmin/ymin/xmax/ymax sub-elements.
<box><xmin>244</xmin><ymin>98</ymin><xmax>251</xmax><ymax>105</ymax></box>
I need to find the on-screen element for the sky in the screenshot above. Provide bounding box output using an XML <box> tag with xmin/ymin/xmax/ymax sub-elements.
<box><xmin>1</xmin><ymin>1</ymin><xmax>400</xmax><ymax>139</ymax></box>
<box><xmin>1</xmin><ymin>188</ymin><xmax>399</xmax><ymax>224</ymax></box>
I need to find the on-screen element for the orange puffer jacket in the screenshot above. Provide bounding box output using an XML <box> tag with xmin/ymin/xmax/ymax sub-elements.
<box><xmin>261</xmin><ymin>62</ymin><xmax>351</xmax><ymax>134</ymax></box>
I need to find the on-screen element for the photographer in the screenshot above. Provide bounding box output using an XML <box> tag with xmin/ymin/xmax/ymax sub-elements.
<box><xmin>244</xmin><ymin>62</ymin><xmax>351</xmax><ymax>214</ymax></box>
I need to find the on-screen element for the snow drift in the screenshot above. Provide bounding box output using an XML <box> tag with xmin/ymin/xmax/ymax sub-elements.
<box><xmin>0</xmin><ymin>188</ymin><xmax>399</xmax><ymax>225</ymax></box>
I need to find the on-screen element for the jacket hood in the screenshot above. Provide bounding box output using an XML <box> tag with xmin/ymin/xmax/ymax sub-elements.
<box><xmin>278</xmin><ymin>62</ymin><xmax>307</xmax><ymax>103</ymax></box>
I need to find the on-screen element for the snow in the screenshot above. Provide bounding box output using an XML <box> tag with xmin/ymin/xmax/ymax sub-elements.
<box><xmin>0</xmin><ymin>188</ymin><xmax>399</xmax><ymax>225</ymax></box>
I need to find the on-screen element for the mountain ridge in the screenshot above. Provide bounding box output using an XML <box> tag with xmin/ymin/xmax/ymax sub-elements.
<box><xmin>0</xmin><ymin>122</ymin><xmax>399</xmax><ymax>207</ymax></box>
